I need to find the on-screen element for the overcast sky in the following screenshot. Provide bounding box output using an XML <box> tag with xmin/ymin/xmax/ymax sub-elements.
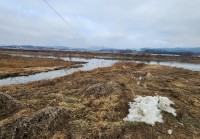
<box><xmin>0</xmin><ymin>0</ymin><xmax>200</xmax><ymax>49</ymax></box>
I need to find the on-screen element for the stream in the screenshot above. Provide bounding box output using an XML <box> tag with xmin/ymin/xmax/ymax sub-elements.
<box><xmin>0</xmin><ymin>56</ymin><xmax>199</xmax><ymax>86</ymax></box>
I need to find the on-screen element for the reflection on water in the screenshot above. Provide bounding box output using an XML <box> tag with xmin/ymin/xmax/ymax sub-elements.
<box><xmin>150</xmin><ymin>54</ymin><xmax>180</xmax><ymax>57</ymax></box>
<box><xmin>0</xmin><ymin>56</ymin><xmax>199</xmax><ymax>86</ymax></box>
<box><xmin>0</xmin><ymin>58</ymin><xmax>118</xmax><ymax>85</ymax></box>
<box><xmin>136</xmin><ymin>61</ymin><xmax>200</xmax><ymax>71</ymax></box>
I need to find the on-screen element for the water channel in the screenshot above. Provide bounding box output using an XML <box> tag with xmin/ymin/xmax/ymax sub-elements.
<box><xmin>0</xmin><ymin>56</ymin><xmax>199</xmax><ymax>86</ymax></box>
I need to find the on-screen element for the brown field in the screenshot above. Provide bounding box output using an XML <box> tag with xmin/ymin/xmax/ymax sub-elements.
<box><xmin>0</xmin><ymin>49</ymin><xmax>95</xmax><ymax>59</ymax></box>
<box><xmin>0</xmin><ymin>61</ymin><xmax>199</xmax><ymax>138</ymax></box>
<box><xmin>1</xmin><ymin>49</ymin><xmax>200</xmax><ymax>64</ymax></box>
<box><xmin>0</xmin><ymin>54</ymin><xmax>82</xmax><ymax>79</ymax></box>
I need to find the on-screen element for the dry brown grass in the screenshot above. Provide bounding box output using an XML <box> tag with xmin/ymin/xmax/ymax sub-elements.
<box><xmin>0</xmin><ymin>62</ymin><xmax>200</xmax><ymax>138</ymax></box>
<box><xmin>0</xmin><ymin>54</ymin><xmax>82</xmax><ymax>79</ymax></box>
<box><xmin>0</xmin><ymin>49</ymin><xmax>95</xmax><ymax>59</ymax></box>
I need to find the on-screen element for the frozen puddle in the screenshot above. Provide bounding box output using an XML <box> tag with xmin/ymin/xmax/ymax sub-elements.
<box><xmin>124</xmin><ymin>96</ymin><xmax>176</xmax><ymax>125</ymax></box>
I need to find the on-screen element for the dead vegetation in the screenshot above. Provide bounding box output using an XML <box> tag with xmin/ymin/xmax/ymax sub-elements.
<box><xmin>0</xmin><ymin>62</ymin><xmax>200</xmax><ymax>138</ymax></box>
<box><xmin>0</xmin><ymin>49</ymin><xmax>95</xmax><ymax>59</ymax></box>
<box><xmin>0</xmin><ymin>54</ymin><xmax>82</xmax><ymax>79</ymax></box>
<box><xmin>84</xmin><ymin>82</ymin><xmax>123</xmax><ymax>97</ymax></box>
<box><xmin>1</xmin><ymin>107</ymin><xmax>70</xmax><ymax>138</ymax></box>
<box><xmin>0</xmin><ymin>92</ymin><xmax>23</xmax><ymax>120</ymax></box>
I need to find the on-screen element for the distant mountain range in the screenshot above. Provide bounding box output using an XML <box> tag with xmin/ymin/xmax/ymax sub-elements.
<box><xmin>0</xmin><ymin>45</ymin><xmax>86</xmax><ymax>51</ymax></box>
<box><xmin>0</xmin><ymin>45</ymin><xmax>200</xmax><ymax>55</ymax></box>
<box><xmin>0</xmin><ymin>45</ymin><xmax>137</xmax><ymax>53</ymax></box>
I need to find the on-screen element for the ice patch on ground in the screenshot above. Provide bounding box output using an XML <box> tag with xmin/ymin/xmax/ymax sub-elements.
<box><xmin>123</xmin><ymin>96</ymin><xmax>176</xmax><ymax>125</ymax></box>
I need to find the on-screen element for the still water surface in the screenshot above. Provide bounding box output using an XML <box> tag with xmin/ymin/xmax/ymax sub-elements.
<box><xmin>0</xmin><ymin>56</ymin><xmax>199</xmax><ymax>86</ymax></box>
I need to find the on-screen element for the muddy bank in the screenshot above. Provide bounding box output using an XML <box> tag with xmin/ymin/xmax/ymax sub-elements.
<box><xmin>0</xmin><ymin>62</ymin><xmax>199</xmax><ymax>138</ymax></box>
<box><xmin>0</xmin><ymin>54</ymin><xmax>83</xmax><ymax>79</ymax></box>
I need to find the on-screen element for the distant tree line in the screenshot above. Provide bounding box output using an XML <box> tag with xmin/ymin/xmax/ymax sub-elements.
<box><xmin>143</xmin><ymin>49</ymin><xmax>195</xmax><ymax>56</ymax></box>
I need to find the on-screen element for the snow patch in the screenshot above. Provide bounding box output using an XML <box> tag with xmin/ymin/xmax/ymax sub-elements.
<box><xmin>123</xmin><ymin>96</ymin><xmax>176</xmax><ymax>125</ymax></box>
<box><xmin>168</xmin><ymin>129</ymin><xmax>173</xmax><ymax>135</ymax></box>
<box><xmin>177</xmin><ymin>122</ymin><xmax>184</xmax><ymax>126</ymax></box>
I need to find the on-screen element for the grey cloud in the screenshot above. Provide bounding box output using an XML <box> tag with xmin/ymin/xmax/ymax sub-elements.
<box><xmin>0</xmin><ymin>0</ymin><xmax>200</xmax><ymax>48</ymax></box>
